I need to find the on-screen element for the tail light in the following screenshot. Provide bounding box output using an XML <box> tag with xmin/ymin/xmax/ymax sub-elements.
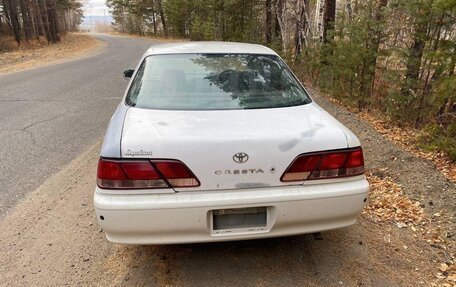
<box><xmin>152</xmin><ymin>160</ymin><xmax>200</xmax><ymax>188</ymax></box>
<box><xmin>97</xmin><ymin>158</ymin><xmax>200</xmax><ymax>189</ymax></box>
<box><xmin>281</xmin><ymin>148</ymin><xmax>364</xmax><ymax>182</ymax></box>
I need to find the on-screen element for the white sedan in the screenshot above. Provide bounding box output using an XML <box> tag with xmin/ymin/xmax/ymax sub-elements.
<box><xmin>94</xmin><ymin>42</ymin><xmax>369</xmax><ymax>244</ymax></box>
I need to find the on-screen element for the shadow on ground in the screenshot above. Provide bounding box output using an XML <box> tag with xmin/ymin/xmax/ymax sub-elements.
<box><xmin>106</xmin><ymin>222</ymin><xmax>406</xmax><ymax>287</ymax></box>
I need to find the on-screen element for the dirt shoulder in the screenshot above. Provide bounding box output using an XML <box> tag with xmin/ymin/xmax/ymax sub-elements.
<box><xmin>310</xmin><ymin>89</ymin><xmax>455</xmax><ymax>283</ymax></box>
<box><xmin>0</xmin><ymin>90</ymin><xmax>454</xmax><ymax>286</ymax></box>
<box><xmin>0</xmin><ymin>33</ymin><xmax>104</xmax><ymax>75</ymax></box>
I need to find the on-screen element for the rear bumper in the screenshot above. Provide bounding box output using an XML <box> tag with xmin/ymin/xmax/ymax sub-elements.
<box><xmin>94</xmin><ymin>177</ymin><xmax>369</xmax><ymax>244</ymax></box>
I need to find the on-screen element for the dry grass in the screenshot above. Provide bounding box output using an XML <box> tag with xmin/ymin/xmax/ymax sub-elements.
<box><xmin>0</xmin><ymin>36</ymin><xmax>20</xmax><ymax>52</ymax></box>
<box><xmin>0</xmin><ymin>33</ymin><xmax>102</xmax><ymax>74</ymax></box>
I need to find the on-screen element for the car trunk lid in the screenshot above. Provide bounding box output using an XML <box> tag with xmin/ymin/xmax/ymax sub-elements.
<box><xmin>121</xmin><ymin>103</ymin><xmax>349</xmax><ymax>191</ymax></box>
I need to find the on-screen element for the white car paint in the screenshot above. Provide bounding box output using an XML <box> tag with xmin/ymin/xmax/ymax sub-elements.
<box><xmin>94</xmin><ymin>42</ymin><xmax>369</xmax><ymax>244</ymax></box>
<box><xmin>120</xmin><ymin>104</ymin><xmax>353</xmax><ymax>191</ymax></box>
<box><xmin>145</xmin><ymin>41</ymin><xmax>278</xmax><ymax>56</ymax></box>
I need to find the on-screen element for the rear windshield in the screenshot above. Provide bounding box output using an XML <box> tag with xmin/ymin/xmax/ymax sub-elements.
<box><xmin>126</xmin><ymin>53</ymin><xmax>311</xmax><ymax>110</ymax></box>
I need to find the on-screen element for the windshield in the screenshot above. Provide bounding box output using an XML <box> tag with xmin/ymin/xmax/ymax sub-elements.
<box><xmin>126</xmin><ymin>53</ymin><xmax>311</xmax><ymax>110</ymax></box>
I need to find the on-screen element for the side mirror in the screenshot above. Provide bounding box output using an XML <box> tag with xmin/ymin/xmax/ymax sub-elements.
<box><xmin>123</xmin><ymin>69</ymin><xmax>134</xmax><ymax>79</ymax></box>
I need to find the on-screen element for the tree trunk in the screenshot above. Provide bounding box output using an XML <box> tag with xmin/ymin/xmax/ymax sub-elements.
<box><xmin>345</xmin><ymin>0</ymin><xmax>353</xmax><ymax>20</ymax></box>
<box><xmin>294</xmin><ymin>0</ymin><xmax>309</xmax><ymax>54</ymax></box>
<box><xmin>274</xmin><ymin>0</ymin><xmax>286</xmax><ymax>51</ymax></box>
<box><xmin>19</xmin><ymin>0</ymin><xmax>33</xmax><ymax>41</ymax></box>
<box><xmin>157</xmin><ymin>0</ymin><xmax>167</xmax><ymax>37</ymax></box>
<box><xmin>33</xmin><ymin>0</ymin><xmax>46</xmax><ymax>38</ymax></box>
<box><xmin>152</xmin><ymin>7</ymin><xmax>157</xmax><ymax>35</ymax></box>
<box><xmin>367</xmin><ymin>0</ymin><xmax>388</xmax><ymax>97</ymax></box>
<box><xmin>436</xmin><ymin>52</ymin><xmax>455</xmax><ymax>121</ymax></box>
<box><xmin>37</xmin><ymin>0</ymin><xmax>51</xmax><ymax>42</ymax></box>
<box><xmin>274</xmin><ymin>0</ymin><xmax>281</xmax><ymax>41</ymax></box>
<box><xmin>401</xmin><ymin>13</ymin><xmax>427</xmax><ymax>101</ymax></box>
<box><xmin>416</xmin><ymin>13</ymin><xmax>445</xmax><ymax>125</ymax></box>
<box><xmin>47</xmin><ymin>0</ymin><xmax>60</xmax><ymax>42</ymax></box>
<box><xmin>358</xmin><ymin>58</ymin><xmax>367</xmax><ymax>111</ymax></box>
<box><xmin>314</xmin><ymin>0</ymin><xmax>325</xmax><ymax>41</ymax></box>
<box><xmin>4</xmin><ymin>0</ymin><xmax>22</xmax><ymax>44</ymax></box>
<box><xmin>266</xmin><ymin>0</ymin><xmax>273</xmax><ymax>44</ymax></box>
<box><xmin>322</xmin><ymin>0</ymin><xmax>335</xmax><ymax>43</ymax></box>
<box><xmin>62</xmin><ymin>10</ymin><xmax>68</xmax><ymax>32</ymax></box>
<box><xmin>28</xmin><ymin>0</ymin><xmax>38</xmax><ymax>38</ymax></box>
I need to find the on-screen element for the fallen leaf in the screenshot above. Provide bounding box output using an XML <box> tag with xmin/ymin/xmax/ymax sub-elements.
<box><xmin>397</xmin><ymin>222</ymin><xmax>407</xmax><ymax>228</ymax></box>
<box><xmin>439</xmin><ymin>263</ymin><xmax>449</xmax><ymax>272</ymax></box>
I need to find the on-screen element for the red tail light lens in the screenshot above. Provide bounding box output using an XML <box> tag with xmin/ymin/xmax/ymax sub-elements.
<box><xmin>153</xmin><ymin>161</ymin><xmax>200</xmax><ymax>187</ymax></box>
<box><xmin>97</xmin><ymin>158</ymin><xmax>200</xmax><ymax>189</ymax></box>
<box><xmin>121</xmin><ymin>162</ymin><xmax>161</xmax><ymax>180</ymax></box>
<box><xmin>97</xmin><ymin>160</ymin><xmax>126</xmax><ymax>181</ymax></box>
<box><xmin>281</xmin><ymin>154</ymin><xmax>323</xmax><ymax>182</ymax></box>
<box><xmin>345</xmin><ymin>149</ymin><xmax>364</xmax><ymax>168</ymax></box>
<box><xmin>281</xmin><ymin>148</ymin><xmax>364</xmax><ymax>182</ymax></box>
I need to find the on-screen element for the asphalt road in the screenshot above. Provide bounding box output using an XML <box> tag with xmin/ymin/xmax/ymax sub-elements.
<box><xmin>0</xmin><ymin>34</ymin><xmax>156</xmax><ymax>217</ymax></box>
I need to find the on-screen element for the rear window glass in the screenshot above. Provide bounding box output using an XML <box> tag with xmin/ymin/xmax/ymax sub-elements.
<box><xmin>126</xmin><ymin>53</ymin><xmax>311</xmax><ymax>110</ymax></box>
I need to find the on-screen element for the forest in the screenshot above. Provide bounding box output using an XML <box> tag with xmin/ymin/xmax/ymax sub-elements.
<box><xmin>0</xmin><ymin>0</ymin><xmax>83</xmax><ymax>45</ymax></box>
<box><xmin>107</xmin><ymin>0</ymin><xmax>455</xmax><ymax>161</ymax></box>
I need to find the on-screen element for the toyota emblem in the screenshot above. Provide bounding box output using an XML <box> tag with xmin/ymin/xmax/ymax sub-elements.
<box><xmin>233</xmin><ymin>152</ymin><xmax>249</xmax><ymax>163</ymax></box>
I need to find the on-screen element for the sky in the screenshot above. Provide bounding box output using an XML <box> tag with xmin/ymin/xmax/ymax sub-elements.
<box><xmin>83</xmin><ymin>0</ymin><xmax>110</xmax><ymax>17</ymax></box>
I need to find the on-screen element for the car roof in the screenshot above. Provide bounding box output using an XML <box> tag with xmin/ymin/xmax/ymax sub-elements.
<box><xmin>145</xmin><ymin>41</ymin><xmax>278</xmax><ymax>56</ymax></box>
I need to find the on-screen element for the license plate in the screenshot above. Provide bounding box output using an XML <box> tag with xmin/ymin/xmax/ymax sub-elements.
<box><xmin>212</xmin><ymin>207</ymin><xmax>267</xmax><ymax>230</ymax></box>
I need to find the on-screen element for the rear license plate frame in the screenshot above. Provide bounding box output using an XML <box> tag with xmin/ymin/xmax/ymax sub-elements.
<box><xmin>211</xmin><ymin>206</ymin><xmax>269</xmax><ymax>235</ymax></box>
